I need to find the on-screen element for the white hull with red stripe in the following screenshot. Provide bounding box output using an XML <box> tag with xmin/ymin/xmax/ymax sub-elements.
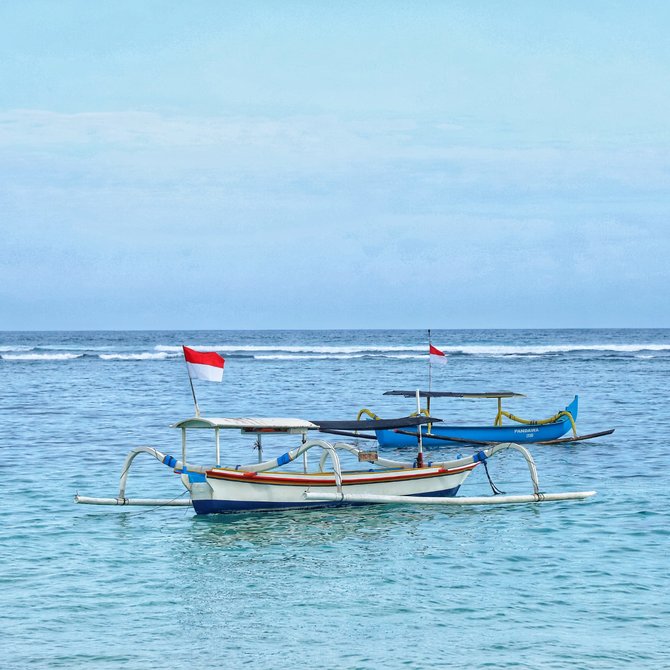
<box><xmin>190</xmin><ymin>463</ymin><xmax>477</xmax><ymax>513</ymax></box>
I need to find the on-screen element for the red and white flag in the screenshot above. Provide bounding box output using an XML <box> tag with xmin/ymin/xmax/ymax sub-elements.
<box><xmin>182</xmin><ymin>346</ymin><xmax>225</xmax><ymax>382</ymax></box>
<box><xmin>429</xmin><ymin>343</ymin><xmax>448</xmax><ymax>365</ymax></box>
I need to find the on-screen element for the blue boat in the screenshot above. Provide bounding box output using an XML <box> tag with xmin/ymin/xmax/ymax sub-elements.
<box><xmin>369</xmin><ymin>391</ymin><xmax>580</xmax><ymax>448</ymax></box>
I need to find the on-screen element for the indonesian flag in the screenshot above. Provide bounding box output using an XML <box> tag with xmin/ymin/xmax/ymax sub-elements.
<box><xmin>183</xmin><ymin>346</ymin><xmax>225</xmax><ymax>382</ymax></box>
<box><xmin>429</xmin><ymin>344</ymin><xmax>448</xmax><ymax>365</ymax></box>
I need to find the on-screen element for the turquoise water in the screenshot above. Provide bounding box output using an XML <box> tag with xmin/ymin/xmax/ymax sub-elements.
<box><xmin>1</xmin><ymin>329</ymin><xmax>668</xmax><ymax>669</ymax></box>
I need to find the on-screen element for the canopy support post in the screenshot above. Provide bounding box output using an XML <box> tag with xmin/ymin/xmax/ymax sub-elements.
<box><xmin>495</xmin><ymin>397</ymin><xmax>503</xmax><ymax>426</ymax></box>
<box><xmin>416</xmin><ymin>389</ymin><xmax>424</xmax><ymax>467</ymax></box>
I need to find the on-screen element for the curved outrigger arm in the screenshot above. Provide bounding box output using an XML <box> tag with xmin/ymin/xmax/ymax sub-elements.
<box><xmin>75</xmin><ymin>439</ymin><xmax>351</xmax><ymax>506</ymax></box>
<box><xmin>314</xmin><ymin>440</ymin><xmax>539</xmax><ymax>492</ymax></box>
<box><xmin>306</xmin><ymin>441</ymin><xmax>596</xmax><ymax>506</ymax></box>
<box><xmin>237</xmin><ymin>438</ymin><xmax>344</xmax><ymax>493</ymax></box>
<box><xmin>74</xmin><ymin>446</ymin><xmax>207</xmax><ymax>506</ymax></box>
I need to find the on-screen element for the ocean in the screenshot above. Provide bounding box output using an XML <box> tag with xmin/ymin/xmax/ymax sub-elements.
<box><xmin>1</xmin><ymin>329</ymin><xmax>668</xmax><ymax>669</ymax></box>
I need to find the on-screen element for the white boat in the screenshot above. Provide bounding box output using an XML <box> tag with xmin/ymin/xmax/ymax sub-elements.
<box><xmin>75</xmin><ymin>415</ymin><xmax>595</xmax><ymax>514</ymax></box>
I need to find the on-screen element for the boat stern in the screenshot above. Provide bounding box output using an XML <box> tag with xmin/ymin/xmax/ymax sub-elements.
<box><xmin>565</xmin><ymin>395</ymin><xmax>579</xmax><ymax>422</ymax></box>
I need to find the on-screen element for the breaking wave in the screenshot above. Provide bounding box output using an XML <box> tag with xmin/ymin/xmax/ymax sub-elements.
<box><xmin>154</xmin><ymin>344</ymin><xmax>425</xmax><ymax>354</ymax></box>
<box><xmin>1</xmin><ymin>353</ymin><xmax>84</xmax><ymax>361</ymax></box>
<box><xmin>254</xmin><ymin>353</ymin><xmax>425</xmax><ymax>361</ymax></box>
<box><xmin>445</xmin><ymin>344</ymin><xmax>670</xmax><ymax>355</ymax></box>
<box><xmin>2</xmin><ymin>341</ymin><xmax>668</xmax><ymax>362</ymax></box>
<box><xmin>99</xmin><ymin>352</ymin><xmax>170</xmax><ymax>361</ymax></box>
<box><xmin>154</xmin><ymin>343</ymin><xmax>670</xmax><ymax>356</ymax></box>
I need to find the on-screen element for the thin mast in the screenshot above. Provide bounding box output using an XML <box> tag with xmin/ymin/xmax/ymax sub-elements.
<box><xmin>427</xmin><ymin>329</ymin><xmax>432</xmax><ymax>415</ymax></box>
<box><xmin>415</xmin><ymin>389</ymin><xmax>424</xmax><ymax>467</ymax></box>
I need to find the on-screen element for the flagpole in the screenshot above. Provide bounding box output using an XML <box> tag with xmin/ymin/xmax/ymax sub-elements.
<box><xmin>428</xmin><ymin>329</ymin><xmax>432</xmax><ymax>394</ymax></box>
<box><xmin>182</xmin><ymin>345</ymin><xmax>225</xmax><ymax>418</ymax></box>
<box><xmin>427</xmin><ymin>329</ymin><xmax>432</xmax><ymax>416</ymax></box>
<box><xmin>188</xmin><ymin>376</ymin><xmax>201</xmax><ymax>417</ymax></box>
<box><xmin>182</xmin><ymin>345</ymin><xmax>201</xmax><ymax>417</ymax></box>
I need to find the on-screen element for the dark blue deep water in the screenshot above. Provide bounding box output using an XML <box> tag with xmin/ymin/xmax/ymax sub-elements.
<box><xmin>1</xmin><ymin>329</ymin><xmax>668</xmax><ymax>669</ymax></box>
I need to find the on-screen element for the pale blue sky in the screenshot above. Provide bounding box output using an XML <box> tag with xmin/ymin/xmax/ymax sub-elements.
<box><xmin>1</xmin><ymin>1</ymin><xmax>668</xmax><ymax>329</ymax></box>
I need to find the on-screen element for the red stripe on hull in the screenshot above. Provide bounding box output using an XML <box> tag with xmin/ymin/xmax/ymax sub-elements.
<box><xmin>205</xmin><ymin>463</ymin><xmax>477</xmax><ymax>486</ymax></box>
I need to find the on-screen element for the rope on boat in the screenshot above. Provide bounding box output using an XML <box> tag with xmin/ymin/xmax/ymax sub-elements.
<box><xmin>408</xmin><ymin>409</ymin><xmax>431</xmax><ymax>418</ymax></box>
<box><xmin>479</xmin><ymin>456</ymin><xmax>505</xmax><ymax>495</ymax></box>
<box><xmin>356</xmin><ymin>407</ymin><xmax>430</xmax><ymax>421</ymax></box>
<box><xmin>469</xmin><ymin>443</ymin><xmax>541</xmax><ymax>496</ymax></box>
<box><xmin>495</xmin><ymin>409</ymin><xmax>578</xmax><ymax>437</ymax></box>
<box><xmin>356</xmin><ymin>408</ymin><xmax>382</xmax><ymax>421</ymax></box>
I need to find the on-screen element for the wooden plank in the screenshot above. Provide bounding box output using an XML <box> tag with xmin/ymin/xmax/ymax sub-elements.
<box><xmin>536</xmin><ymin>429</ymin><xmax>615</xmax><ymax>445</ymax></box>
<box><xmin>313</xmin><ymin>416</ymin><xmax>439</xmax><ymax>431</ymax></box>
<box><xmin>396</xmin><ymin>428</ymin><xmax>616</xmax><ymax>447</ymax></box>
<box><xmin>317</xmin><ymin>428</ymin><xmax>378</xmax><ymax>440</ymax></box>
<box><xmin>394</xmin><ymin>429</ymin><xmax>493</xmax><ymax>446</ymax></box>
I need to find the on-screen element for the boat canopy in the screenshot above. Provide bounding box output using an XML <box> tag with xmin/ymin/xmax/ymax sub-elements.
<box><xmin>384</xmin><ymin>390</ymin><xmax>526</xmax><ymax>399</ymax></box>
<box><xmin>312</xmin><ymin>416</ymin><xmax>440</xmax><ymax>431</ymax></box>
<box><xmin>171</xmin><ymin>417</ymin><xmax>318</xmax><ymax>433</ymax></box>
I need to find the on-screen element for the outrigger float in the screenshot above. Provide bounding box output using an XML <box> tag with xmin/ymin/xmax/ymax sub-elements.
<box><xmin>357</xmin><ymin>391</ymin><xmax>614</xmax><ymax>448</ymax></box>
<box><xmin>75</xmin><ymin>412</ymin><xmax>595</xmax><ymax>514</ymax></box>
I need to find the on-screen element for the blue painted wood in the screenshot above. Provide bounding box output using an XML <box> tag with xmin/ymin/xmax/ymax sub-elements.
<box><xmin>375</xmin><ymin>396</ymin><xmax>579</xmax><ymax>447</ymax></box>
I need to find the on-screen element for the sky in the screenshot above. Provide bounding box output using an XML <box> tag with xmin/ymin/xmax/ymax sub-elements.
<box><xmin>1</xmin><ymin>1</ymin><xmax>669</xmax><ymax>329</ymax></box>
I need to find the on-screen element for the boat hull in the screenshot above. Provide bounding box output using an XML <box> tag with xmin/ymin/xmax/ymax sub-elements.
<box><xmin>190</xmin><ymin>464</ymin><xmax>477</xmax><ymax>514</ymax></box>
<box><xmin>375</xmin><ymin>397</ymin><xmax>579</xmax><ymax>448</ymax></box>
